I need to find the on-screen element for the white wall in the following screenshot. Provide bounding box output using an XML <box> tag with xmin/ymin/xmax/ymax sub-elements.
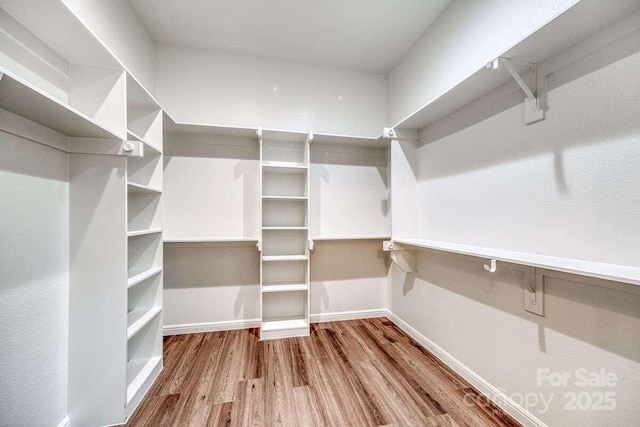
<box><xmin>311</xmin><ymin>241</ymin><xmax>388</xmax><ymax>317</ymax></box>
<box><xmin>155</xmin><ymin>44</ymin><xmax>386</xmax><ymax>137</ymax></box>
<box><xmin>310</xmin><ymin>143</ymin><xmax>389</xmax><ymax>238</ymax></box>
<box><xmin>0</xmin><ymin>122</ymin><xmax>69</xmax><ymax>426</ymax></box>
<box><xmin>389</xmin><ymin>19</ymin><xmax>640</xmax><ymax>427</ymax></box>
<box><xmin>416</xmin><ymin>28</ymin><xmax>640</xmax><ymax>266</ymax></box>
<box><xmin>62</xmin><ymin>0</ymin><xmax>156</xmax><ymax>93</ymax></box>
<box><xmin>163</xmin><ymin>134</ymin><xmax>260</xmax><ymax>239</ymax></box>
<box><xmin>387</xmin><ymin>0</ymin><xmax>578</xmax><ymax>126</ymax></box>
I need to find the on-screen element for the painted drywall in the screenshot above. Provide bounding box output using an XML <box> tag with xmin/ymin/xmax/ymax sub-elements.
<box><xmin>0</xmin><ymin>127</ymin><xmax>69</xmax><ymax>426</ymax></box>
<box><xmin>155</xmin><ymin>44</ymin><xmax>386</xmax><ymax>137</ymax></box>
<box><xmin>310</xmin><ymin>143</ymin><xmax>389</xmax><ymax>238</ymax></box>
<box><xmin>310</xmin><ymin>241</ymin><xmax>388</xmax><ymax>316</ymax></box>
<box><xmin>163</xmin><ymin>244</ymin><xmax>261</xmax><ymax>326</ymax></box>
<box><xmin>389</xmin><ymin>19</ymin><xmax>640</xmax><ymax>427</ymax></box>
<box><xmin>62</xmin><ymin>0</ymin><xmax>156</xmax><ymax>93</ymax></box>
<box><xmin>163</xmin><ymin>134</ymin><xmax>260</xmax><ymax>239</ymax></box>
<box><xmin>415</xmin><ymin>29</ymin><xmax>640</xmax><ymax>267</ymax></box>
<box><xmin>389</xmin><ymin>255</ymin><xmax>640</xmax><ymax>427</ymax></box>
<box><xmin>387</xmin><ymin>0</ymin><xmax>579</xmax><ymax>126</ymax></box>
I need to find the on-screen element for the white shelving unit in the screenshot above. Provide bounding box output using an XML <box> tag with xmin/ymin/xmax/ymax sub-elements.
<box><xmin>259</xmin><ymin>129</ymin><xmax>312</xmax><ymax>340</ymax></box>
<box><xmin>125</xmin><ymin>77</ymin><xmax>164</xmax><ymax>415</ymax></box>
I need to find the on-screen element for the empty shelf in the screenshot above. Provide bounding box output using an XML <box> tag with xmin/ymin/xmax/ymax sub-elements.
<box><xmin>263</xmin><ymin>227</ymin><xmax>308</xmax><ymax>231</ymax></box>
<box><xmin>262</xmin><ymin>255</ymin><xmax>308</xmax><ymax>262</ymax></box>
<box><xmin>312</xmin><ymin>235</ymin><xmax>390</xmax><ymax>241</ymax></box>
<box><xmin>262</xmin><ymin>196</ymin><xmax>308</xmax><ymax>201</ymax></box>
<box><xmin>128</xmin><ymin>229</ymin><xmax>162</xmax><ymax>237</ymax></box>
<box><xmin>261</xmin><ymin>317</ymin><xmax>309</xmax><ymax>332</ymax></box>
<box><xmin>126</xmin><ymin>356</ymin><xmax>162</xmax><ymax>405</ymax></box>
<box><xmin>127</xmin><ymin>307</ymin><xmax>162</xmax><ymax>340</ymax></box>
<box><xmin>393</xmin><ymin>238</ymin><xmax>640</xmax><ymax>286</ymax></box>
<box><xmin>0</xmin><ymin>70</ymin><xmax>122</xmax><ymax>140</ymax></box>
<box><xmin>127</xmin><ymin>267</ymin><xmax>162</xmax><ymax>288</ymax></box>
<box><xmin>128</xmin><ymin>182</ymin><xmax>162</xmax><ymax>194</ymax></box>
<box><xmin>262</xmin><ymin>283</ymin><xmax>308</xmax><ymax>293</ymax></box>
<box><xmin>262</xmin><ymin>162</ymin><xmax>308</xmax><ymax>174</ymax></box>
<box><xmin>164</xmin><ymin>237</ymin><xmax>259</xmax><ymax>243</ymax></box>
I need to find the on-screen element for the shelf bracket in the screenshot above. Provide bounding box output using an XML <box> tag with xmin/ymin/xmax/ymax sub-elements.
<box><xmin>0</xmin><ymin>72</ymin><xmax>3</xmax><ymax>81</ymax></box>
<box><xmin>487</xmin><ymin>57</ymin><xmax>545</xmax><ymax>126</ymax></box>
<box><xmin>256</xmin><ymin>240</ymin><xmax>262</xmax><ymax>252</ymax></box>
<box><xmin>306</xmin><ymin>130</ymin><xmax>314</xmax><ymax>144</ymax></box>
<box><xmin>383</xmin><ymin>241</ymin><xmax>416</xmax><ymax>273</ymax></box>
<box><xmin>308</xmin><ymin>239</ymin><xmax>315</xmax><ymax>251</ymax></box>
<box><xmin>256</xmin><ymin>127</ymin><xmax>263</xmax><ymax>143</ymax></box>
<box><xmin>68</xmin><ymin>138</ymin><xmax>142</xmax><ymax>156</ymax></box>
<box><xmin>524</xmin><ymin>268</ymin><xmax>545</xmax><ymax>316</ymax></box>
<box><xmin>381</xmin><ymin>127</ymin><xmax>418</xmax><ymax>141</ymax></box>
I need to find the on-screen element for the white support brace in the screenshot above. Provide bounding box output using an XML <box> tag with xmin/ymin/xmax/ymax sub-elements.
<box><xmin>383</xmin><ymin>241</ymin><xmax>416</xmax><ymax>273</ymax></box>
<box><xmin>69</xmin><ymin>138</ymin><xmax>143</xmax><ymax>156</ymax></box>
<box><xmin>487</xmin><ymin>57</ymin><xmax>545</xmax><ymax>125</ymax></box>
<box><xmin>256</xmin><ymin>240</ymin><xmax>262</xmax><ymax>252</ymax></box>
<box><xmin>382</xmin><ymin>127</ymin><xmax>418</xmax><ymax>141</ymax></box>
<box><xmin>256</xmin><ymin>127</ymin><xmax>263</xmax><ymax>142</ymax></box>
<box><xmin>306</xmin><ymin>130</ymin><xmax>314</xmax><ymax>144</ymax></box>
<box><xmin>308</xmin><ymin>239</ymin><xmax>314</xmax><ymax>251</ymax></box>
<box><xmin>0</xmin><ymin>72</ymin><xmax>3</xmax><ymax>81</ymax></box>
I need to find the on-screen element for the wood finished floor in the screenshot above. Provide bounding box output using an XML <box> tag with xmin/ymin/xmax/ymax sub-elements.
<box><xmin>126</xmin><ymin>318</ymin><xmax>521</xmax><ymax>427</ymax></box>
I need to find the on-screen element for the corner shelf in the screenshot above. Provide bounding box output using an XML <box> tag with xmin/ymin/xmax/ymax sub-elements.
<box><xmin>393</xmin><ymin>238</ymin><xmax>640</xmax><ymax>286</ymax></box>
<box><xmin>0</xmin><ymin>70</ymin><xmax>123</xmax><ymax>140</ymax></box>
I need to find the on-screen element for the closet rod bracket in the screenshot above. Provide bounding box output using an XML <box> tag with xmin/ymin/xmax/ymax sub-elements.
<box><xmin>384</xmin><ymin>241</ymin><xmax>416</xmax><ymax>273</ymax></box>
<box><xmin>487</xmin><ymin>57</ymin><xmax>545</xmax><ymax>126</ymax></box>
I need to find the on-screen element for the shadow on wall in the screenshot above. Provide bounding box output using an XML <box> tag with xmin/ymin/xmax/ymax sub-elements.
<box><xmin>397</xmin><ymin>249</ymin><xmax>640</xmax><ymax>364</ymax></box>
<box><xmin>164</xmin><ymin>244</ymin><xmax>260</xmax><ymax>319</ymax></box>
<box><xmin>417</xmin><ymin>28</ymin><xmax>640</xmax><ymax>180</ymax></box>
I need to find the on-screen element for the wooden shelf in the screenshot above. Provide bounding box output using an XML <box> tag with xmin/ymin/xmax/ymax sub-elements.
<box><xmin>262</xmin><ymin>283</ymin><xmax>309</xmax><ymax>293</ymax></box>
<box><xmin>0</xmin><ymin>70</ymin><xmax>122</xmax><ymax>140</ymax></box>
<box><xmin>127</xmin><ymin>182</ymin><xmax>162</xmax><ymax>194</ymax></box>
<box><xmin>126</xmin><ymin>356</ymin><xmax>162</xmax><ymax>405</ymax></box>
<box><xmin>127</xmin><ymin>307</ymin><xmax>162</xmax><ymax>340</ymax></box>
<box><xmin>128</xmin><ymin>229</ymin><xmax>162</xmax><ymax>238</ymax></box>
<box><xmin>261</xmin><ymin>317</ymin><xmax>309</xmax><ymax>332</ymax></box>
<box><xmin>262</xmin><ymin>196</ymin><xmax>308</xmax><ymax>201</ymax></box>
<box><xmin>393</xmin><ymin>238</ymin><xmax>640</xmax><ymax>286</ymax></box>
<box><xmin>262</xmin><ymin>255</ymin><xmax>308</xmax><ymax>262</ymax></box>
<box><xmin>127</xmin><ymin>267</ymin><xmax>162</xmax><ymax>289</ymax></box>
<box><xmin>394</xmin><ymin>0</ymin><xmax>640</xmax><ymax>130</ymax></box>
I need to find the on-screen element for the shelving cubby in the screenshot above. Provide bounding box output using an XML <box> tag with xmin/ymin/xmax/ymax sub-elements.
<box><xmin>259</xmin><ymin>130</ymin><xmax>311</xmax><ymax>339</ymax></box>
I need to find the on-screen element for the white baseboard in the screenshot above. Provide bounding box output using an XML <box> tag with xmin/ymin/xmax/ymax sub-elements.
<box><xmin>56</xmin><ymin>416</ymin><xmax>70</xmax><ymax>427</ymax></box>
<box><xmin>384</xmin><ymin>310</ymin><xmax>548</xmax><ymax>427</ymax></box>
<box><xmin>310</xmin><ymin>308</ymin><xmax>387</xmax><ymax>323</ymax></box>
<box><xmin>163</xmin><ymin>318</ymin><xmax>260</xmax><ymax>336</ymax></box>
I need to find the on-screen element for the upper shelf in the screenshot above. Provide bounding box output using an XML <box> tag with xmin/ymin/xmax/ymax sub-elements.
<box><xmin>394</xmin><ymin>0</ymin><xmax>640</xmax><ymax>131</ymax></box>
<box><xmin>0</xmin><ymin>70</ymin><xmax>122</xmax><ymax>140</ymax></box>
<box><xmin>393</xmin><ymin>238</ymin><xmax>640</xmax><ymax>287</ymax></box>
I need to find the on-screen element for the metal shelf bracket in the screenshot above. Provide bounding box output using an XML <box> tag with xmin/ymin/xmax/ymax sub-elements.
<box><xmin>487</xmin><ymin>57</ymin><xmax>545</xmax><ymax>125</ymax></box>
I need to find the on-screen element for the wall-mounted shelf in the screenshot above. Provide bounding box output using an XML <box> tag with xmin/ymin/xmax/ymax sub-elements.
<box><xmin>0</xmin><ymin>70</ymin><xmax>122</xmax><ymax>140</ymax></box>
<box><xmin>393</xmin><ymin>0</ymin><xmax>640</xmax><ymax>131</ymax></box>
<box><xmin>262</xmin><ymin>195</ymin><xmax>308</xmax><ymax>201</ymax></box>
<box><xmin>164</xmin><ymin>237</ymin><xmax>259</xmax><ymax>243</ymax></box>
<box><xmin>264</xmin><ymin>227</ymin><xmax>308</xmax><ymax>231</ymax></box>
<box><xmin>312</xmin><ymin>235</ymin><xmax>391</xmax><ymax>242</ymax></box>
<box><xmin>393</xmin><ymin>238</ymin><xmax>640</xmax><ymax>286</ymax></box>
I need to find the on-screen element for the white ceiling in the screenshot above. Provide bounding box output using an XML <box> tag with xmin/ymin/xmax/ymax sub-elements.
<box><xmin>128</xmin><ymin>0</ymin><xmax>451</xmax><ymax>74</ymax></box>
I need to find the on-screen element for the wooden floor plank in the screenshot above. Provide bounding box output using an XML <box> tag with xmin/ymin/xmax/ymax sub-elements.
<box><xmin>126</xmin><ymin>318</ymin><xmax>521</xmax><ymax>427</ymax></box>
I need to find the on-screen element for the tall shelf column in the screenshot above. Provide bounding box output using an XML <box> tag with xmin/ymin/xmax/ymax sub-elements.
<box><xmin>259</xmin><ymin>130</ymin><xmax>312</xmax><ymax>340</ymax></box>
